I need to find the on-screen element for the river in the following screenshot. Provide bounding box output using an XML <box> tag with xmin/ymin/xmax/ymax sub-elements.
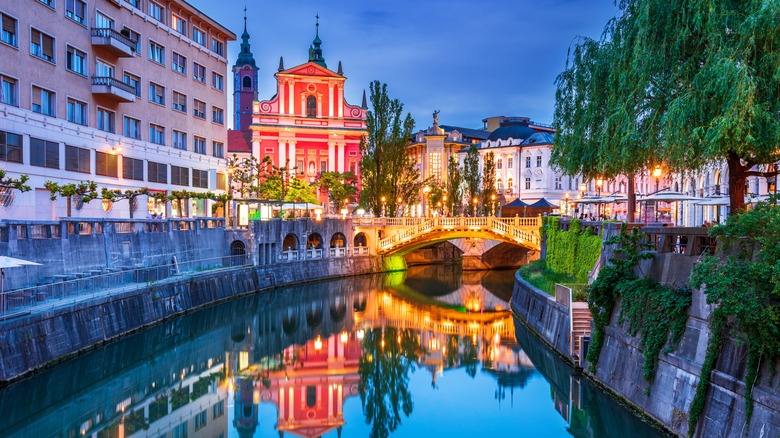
<box><xmin>0</xmin><ymin>266</ymin><xmax>667</xmax><ymax>437</ymax></box>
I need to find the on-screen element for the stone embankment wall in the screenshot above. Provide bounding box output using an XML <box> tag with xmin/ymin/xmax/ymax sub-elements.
<box><xmin>512</xmin><ymin>224</ymin><xmax>780</xmax><ymax>437</ymax></box>
<box><xmin>0</xmin><ymin>255</ymin><xmax>386</xmax><ymax>383</ymax></box>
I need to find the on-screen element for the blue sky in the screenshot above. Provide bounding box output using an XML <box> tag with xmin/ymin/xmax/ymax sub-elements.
<box><xmin>198</xmin><ymin>0</ymin><xmax>619</xmax><ymax>130</ymax></box>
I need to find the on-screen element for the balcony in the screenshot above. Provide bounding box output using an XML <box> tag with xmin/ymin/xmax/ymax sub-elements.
<box><xmin>91</xmin><ymin>76</ymin><xmax>136</xmax><ymax>102</ymax></box>
<box><xmin>91</xmin><ymin>28</ymin><xmax>136</xmax><ymax>57</ymax></box>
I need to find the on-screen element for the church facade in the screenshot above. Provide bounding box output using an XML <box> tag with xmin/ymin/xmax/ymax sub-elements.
<box><xmin>228</xmin><ymin>19</ymin><xmax>367</xmax><ymax>209</ymax></box>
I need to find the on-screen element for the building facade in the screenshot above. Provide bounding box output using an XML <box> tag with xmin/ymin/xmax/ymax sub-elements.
<box><xmin>228</xmin><ymin>21</ymin><xmax>367</xmax><ymax>210</ymax></box>
<box><xmin>0</xmin><ymin>0</ymin><xmax>235</xmax><ymax>220</ymax></box>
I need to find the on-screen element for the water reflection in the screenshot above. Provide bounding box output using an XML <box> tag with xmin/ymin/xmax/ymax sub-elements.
<box><xmin>0</xmin><ymin>268</ymin><xmax>663</xmax><ymax>438</ymax></box>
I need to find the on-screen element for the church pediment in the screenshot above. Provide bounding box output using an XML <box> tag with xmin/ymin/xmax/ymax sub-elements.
<box><xmin>279</xmin><ymin>62</ymin><xmax>343</xmax><ymax>79</ymax></box>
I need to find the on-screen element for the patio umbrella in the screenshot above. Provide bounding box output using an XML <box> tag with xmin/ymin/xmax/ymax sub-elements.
<box><xmin>692</xmin><ymin>196</ymin><xmax>730</xmax><ymax>206</ymax></box>
<box><xmin>0</xmin><ymin>256</ymin><xmax>42</xmax><ymax>317</ymax></box>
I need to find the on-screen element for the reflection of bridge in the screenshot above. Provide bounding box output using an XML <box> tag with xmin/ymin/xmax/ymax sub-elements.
<box><xmin>354</xmin><ymin>216</ymin><xmax>542</xmax><ymax>255</ymax></box>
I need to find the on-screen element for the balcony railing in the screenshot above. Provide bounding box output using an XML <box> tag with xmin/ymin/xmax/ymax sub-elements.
<box><xmin>91</xmin><ymin>27</ymin><xmax>136</xmax><ymax>57</ymax></box>
<box><xmin>91</xmin><ymin>76</ymin><xmax>136</xmax><ymax>102</ymax></box>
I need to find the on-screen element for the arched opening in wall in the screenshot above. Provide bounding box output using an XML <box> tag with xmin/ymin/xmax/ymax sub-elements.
<box><xmin>307</xmin><ymin>233</ymin><xmax>323</xmax><ymax>249</ymax></box>
<box><xmin>306</xmin><ymin>302</ymin><xmax>322</xmax><ymax>327</ymax></box>
<box><xmin>714</xmin><ymin>170</ymin><xmax>721</xmax><ymax>195</ymax></box>
<box><xmin>330</xmin><ymin>296</ymin><xmax>346</xmax><ymax>322</ymax></box>
<box><xmin>330</xmin><ymin>232</ymin><xmax>346</xmax><ymax>248</ymax></box>
<box><xmin>353</xmin><ymin>232</ymin><xmax>368</xmax><ymax>248</ymax></box>
<box><xmin>283</xmin><ymin>233</ymin><xmax>299</xmax><ymax>252</ymax></box>
<box><xmin>243</xmin><ymin>76</ymin><xmax>252</xmax><ymax>90</ymax></box>
<box><xmin>230</xmin><ymin>240</ymin><xmax>247</xmax><ymax>265</ymax></box>
<box><xmin>231</xmin><ymin>322</ymin><xmax>247</xmax><ymax>343</ymax></box>
<box><xmin>306</xmin><ymin>95</ymin><xmax>316</xmax><ymax>117</ymax></box>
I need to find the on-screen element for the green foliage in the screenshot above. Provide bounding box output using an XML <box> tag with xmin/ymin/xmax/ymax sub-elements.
<box><xmin>462</xmin><ymin>145</ymin><xmax>480</xmax><ymax>206</ymax></box>
<box><xmin>585</xmin><ymin>223</ymin><xmax>691</xmax><ymax>382</ymax></box>
<box><xmin>517</xmin><ymin>260</ymin><xmax>578</xmax><ymax>296</ymax></box>
<box><xmin>480</xmin><ymin>151</ymin><xmax>496</xmax><ymax>212</ymax></box>
<box><xmin>688</xmin><ymin>197</ymin><xmax>780</xmax><ymax>433</ymax></box>
<box><xmin>445</xmin><ymin>156</ymin><xmax>462</xmax><ymax>215</ymax></box>
<box><xmin>544</xmin><ymin>217</ymin><xmax>603</xmax><ymax>283</ymax></box>
<box><xmin>359</xmin><ymin>81</ymin><xmax>420</xmax><ymax>217</ymax></box>
<box><xmin>317</xmin><ymin>171</ymin><xmax>358</xmax><ymax>210</ymax></box>
<box><xmin>0</xmin><ymin>170</ymin><xmax>31</xmax><ymax>192</ymax></box>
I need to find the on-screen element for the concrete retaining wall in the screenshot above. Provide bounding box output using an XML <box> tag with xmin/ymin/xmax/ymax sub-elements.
<box><xmin>510</xmin><ymin>271</ymin><xmax>570</xmax><ymax>356</ymax></box>
<box><xmin>0</xmin><ymin>255</ymin><xmax>387</xmax><ymax>384</ymax></box>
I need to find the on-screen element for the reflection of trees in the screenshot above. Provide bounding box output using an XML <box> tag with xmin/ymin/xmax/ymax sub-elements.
<box><xmin>358</xmin><ymin>327</ymin><xmax>424</xmax><ymax>438</ymax></box>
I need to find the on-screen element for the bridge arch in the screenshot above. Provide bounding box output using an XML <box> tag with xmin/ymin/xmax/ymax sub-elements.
<box><xmin>283</xmin><ymin>233</ymin><xmax>299</xmax><ymax>251</ymax></box>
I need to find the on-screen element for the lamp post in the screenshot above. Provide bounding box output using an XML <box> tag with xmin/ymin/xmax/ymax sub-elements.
<box><xmin>490</xmin><ymin>193</ymin><xmax>496</xmax><ymax>216</ymax></box>
<box><xmin>596</xmin><ymin>178</ymin><xmax>603</xmax><ymax>219</ymax></box>
<box><xmin>396</xmin><ymin>197</ymin><xmax>403</xmax><ymax>217</ymax></box>
<box><xmin>653</xmin><ymin>166</ymin><xmax>662</xmax><ymax>222</ymax></box>
<box><xmin>442</xmin><ymin>194</ymin><xmax>448</xmax><ymax>217</ymax></box>
<box><xmin>381</xmin><ymin>196</ymin><xmax>386</xmax><ymax>217</ymax></box>
<box><xmin>472</xmin><ymin>197</ymin><xmax>478</xmax><ymax>216</ymax></box>
<box><xmin>579</xmin><ymin>182</ymin><xmax>587</xmax><ymax>218</ymax></box>
<box><xmin>422</xmin><ymin>186</ymin><xmax>431</xmax><ymax>217</ymax></box>
<box><xmin>564</xmin><ymin>192</ymin><xmax>569</xmax><ymax>216</ymax></box>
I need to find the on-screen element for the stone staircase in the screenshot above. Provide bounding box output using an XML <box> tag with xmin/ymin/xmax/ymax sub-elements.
<box><xmin>570</xmin><ymin>301</ymin><xmax>592</xmax><ymax>361</ymax></box>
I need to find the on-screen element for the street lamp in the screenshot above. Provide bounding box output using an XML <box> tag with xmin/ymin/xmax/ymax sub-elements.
<box><xmin>564</xmin><ymin>192</ymin><xmax>569</xmax><ymax>216</ymax></box>
<box><xmin>442</xmin><ymin>194</ymin><xmax>448</xmax><ymax>217</ymax></box>
<box><xmin>596</xmin><ymin>178</ymin><xmax>603</xmax><ymax>219</ymax></box>
<box><xmin>396</xmin><ymin>196</ymin><xmax>403</xmax><ymax>217</ymax></box>
<box><xmin>652</xmin><ymin>166</ymin><xmax>663</xmax><ymax>222</ymax></box>
<box><xmin>381</xmin><ymin>196</ymin><xmax>386</xmax><ymax>217</ymax></box>
<box><xmin>490</xmin><ymin>193</ymin><xmax>496</xmax><ymax>216</ymax></box>
<box><xmin>472</xmin><ymin>197</ymin><xmax>478</xmax><ymax>216</ymax></box>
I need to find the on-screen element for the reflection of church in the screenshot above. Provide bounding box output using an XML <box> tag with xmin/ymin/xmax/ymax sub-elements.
<box><xmin>228</xmin><ymin>16</ymin><xmax>368</xmax><ymax>209</ymax></box>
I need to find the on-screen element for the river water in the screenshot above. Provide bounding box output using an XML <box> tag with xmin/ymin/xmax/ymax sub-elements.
<box><xmin>0</xmin><ymin>266</ymin><xmax>666</xmax><ymax>438</ymax></box>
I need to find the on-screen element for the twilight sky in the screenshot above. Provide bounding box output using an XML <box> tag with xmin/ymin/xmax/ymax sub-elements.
<box><xmin>197</xmin><ymin>0</ymin><xmax>619</xmax><ymax>131</ymax></box>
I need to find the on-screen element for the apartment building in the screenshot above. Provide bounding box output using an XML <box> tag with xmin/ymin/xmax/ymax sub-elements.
<box><xmin>0</xmin><ymin>0</ymin><xmax>235</xmax><ymax>219</ymax></box>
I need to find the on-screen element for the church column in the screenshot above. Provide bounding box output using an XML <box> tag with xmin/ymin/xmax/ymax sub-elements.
<box><xmin>279</xmin><ymin>386</ymin><xmax>285</xmax><ymax>420</ymax></box>
<box><xmin>337</xmin><ymin>384</ymin><xmax>343</xmax><ymax>415</ymax></box>
<box><xmin>337</xmin><ymin>143</ymin><xmax>345</xmax><ymax>172</ymax></box>
<box><xmin>328</xmin><ymin>384</ymin><xmax>334</xmax><ymax>418</ymax></box>
<box><xmin>328</xmin><ymin>142</ymin><xmax>336</xmax><ymax>172</ymax></box>
<box><xmin>279</xmin><ymin>79</ymin><xmax>285</xmax><ymax>115</ymax></box>
<box><xmin>288</xmin><ymin>387</ymin><xmax>294</xmax><ymax>421</ymax></box>
<box><xmin>288</xmin><ymin>81</ymin><xmax>295</xmax><ymax>115</ymax></box>
<box><xmin>317</xmin><ymin>95</ymin><xmax>322</xmax><ymax>117</ymax></box>
<box><xmin>288</xmin><ymin>141</ymin><xmax>297</xmax><ymax>170</ymax></box>
<box><xmin>278</xmin><ymin>139</ymin><xmax>287</xmax><ymax>166</ymax></box>
<box><xmin>337</xmin><ymin>85</ymin><xmax>343</xmax><ymax>118</ymax></box>
<box><xmin>328</xmin><ymin>84</ymin><xmax>334</xmax><ymax>117</ymax></box>
<box><xmin>251</xmin><ymin>136</ymin><xmax>260</xmax><ymax>160</ymax></box>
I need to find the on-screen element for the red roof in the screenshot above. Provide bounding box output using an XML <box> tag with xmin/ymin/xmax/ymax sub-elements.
<box><xmin>228</xmin><ymin>129</ymin><xmax>252</xmax><ymax>153</ymax></box>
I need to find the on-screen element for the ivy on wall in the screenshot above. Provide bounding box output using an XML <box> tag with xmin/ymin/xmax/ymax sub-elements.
<box><xmin>543</xmin><ymin>217</ymin><xmax>603</xmax><ymax>283</ymax></box>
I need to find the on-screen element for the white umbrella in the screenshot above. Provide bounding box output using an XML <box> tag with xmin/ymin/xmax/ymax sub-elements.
<box><xmin>642</xmin><ymin>190</ymin><xmax>701</xmax><ymax>202</ymax></box>
<box><xmin>0</xmin><ymin>256</ymin><xmax>42</xmax><ymax>317</ymax></box>
<box><xmin>692</xmin><ymin>196</ymin><xmax>730</xmax><ymax>206</ymax></box>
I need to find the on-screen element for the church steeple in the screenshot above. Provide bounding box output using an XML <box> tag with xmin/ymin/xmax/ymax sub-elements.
<box><xmin>308</xmin><ymin>14</ymin><xmax>327</xmax><ymax>68</ymax></box>
<box><xmin>234</xmin><ymin>7</ymin><xmax>257</xmax><ymax>68</ymax></box>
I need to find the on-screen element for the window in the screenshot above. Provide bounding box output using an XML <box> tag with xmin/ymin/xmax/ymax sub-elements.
<box><xmin>95</xmin><ymin>151</ymin><xmax>118</xmax><ymax>177</ymax></box>
<box><xmin>125</xmin><ymin>0</ymin><xmax>141</xmax><ymax>9</ymax></box>
<box><xmin>67</xmin><ymin>98</ymin><xmax>87</xmax><ymax>125</ymax></box>
<box><xmin>525</xmin><ymin>156</ymin><xmax>531</xmax><ymax>168</ymax></box>
<box><xmin>97</xmin><ymin>108</ymin><xmax>115</xmax><ymax>133</ymax></box>
<box><xmin>211</xmin><ymin>38</ymin><xmax>223</xmax><ymax>56</ymax></box>
<box><xmin>148</xmin><ymin>161</ymin><xmax>167</xmax><ymax>183</ymax></box>
<box><xmin>306</xmin><ymin>95</ymin><xmax>316</xmax><ymax>117</ymax></box>
<box><xmin>193</xmin><ymin>136</ymin><xmax>205</xmax><ymax>154</ymax></box>
<box><xmin>65</xmin><ymin>145</ymin><xmax>90</xmax><ymax>173</ymax></box>
<box><xmin>525</xmin><ymin>177</ymin><xmax>531</xmax><ymax>190</ymax></box>
<box><xmin>497</xmin><ymin>158</ymin><xmax>502</xmax><ymax>170</ymax></box>
<box><xmin>171</xmin><ymin>165</ymin><xmax>189</xmax><ymax>186</ymax></box>
<box><xmin>148</xmin><ymin>41</ymin><xmax>164</xmax><ymax>64</ymax></box>
<box><xmin>0</xmin><ymin>75</ymin><xmax>17</xmax><ymax>106</ymax></box>
<box><xmin>497</xmin><ymin>178</ymin><xmax>503</xmax><ymax>191</ymax></box>
<box><xmin>95</xmin><ymin>59</ymin><xmax>114</xmax><ymax>78</ymax></box>
<box><xmin>122</xmin><ymin>27</ymin><xmax>141</xmax><ymax>53</ymax></box>
<box><xmin>147</xmin><ymin>1</ymin><xmax>164</xmax><ymax>23</ymax></box>
<box><xmin>65</xmin><ymin>0</ymin><xmax>86</xmax><ymax>25</ymax></box>
<box><xmin>212</xmin><ymin>141</ymin><xmax>224</xmax><ymax>158</ymax></box>
<box><xmin>429</xmin><ymin>152</ymin><xmax>441</xmax><ymax>181</ymax></box>
<box><xmin>536</xmin><ymin>155</ymin><xmax>542</xmax><ymax>167</ymax></box>
<box><xmin>212</xmin><ymin>72</ymin><xmax>224</xmax><ymax>91</ymax></box>
<box><xmin>172</xmin><ymin>91</ymin><xmax>186</xmax><ymax>112</ymax></box>
<box><xmin>149</xmin><ymin>82</ymin><xmax>165</xmax><ymax>105</ymax></box>
<box><xmin>1</xmin><ymin>13</ymin><xmax>17</xmax><ymax>47</ymax></box>
<box><xmin>192</xmin><ymin>63</ymin><xmax>205</xmax><ymax>83</ymax></box>
<box><xmin>95</xmin><ymin>11</ymin><xmax>114</xmax><ymax>29</ymax></box>
<box><xmin>243</xmin><ymin>76</ymin><xmax>252</xmax><ymax>90</ymax></box>
<box><xmin>212</xmin><ymin>401</ymin><xmax>225</xmax><ymax>419</ymax></box>
<box><xmin>0</xmin><ymin>130</ymin><xmax>23</xmax><ymax>163</ymax></box>
<box><xmin>172</xmin><ymin>52</ymin><xmax>186</xmax><ymax>74</ymax></box>
<box><xmin>149</xmin><ymin>124</ymin><xmax>164</xmax><ymax>145</ymax></box>
<box><xmin>555</xmin><ymin>175</ymin><xmax>562</xmax><ymax>190</ymax></box>
<box><xmin>172</xmin><ymin>130</ymin><xmax>186</xmax><ymax>150</ymax></box>
<box><xmin>192</xmin><ymin>169</ymin><xmax>207</xmax><ymax>188</ymax></box>
<box><xmin>123</xmin><ymin>156</ymin><xmax>144</xmax><ymax>180</ymax></box>
<box><xmin>172</xmin><ymin>422</ymin><xmax>187</xmax><ymax>438</ymax></box>
<box><xmin>123</xmin><ymin>72</ymin><xmax>140</xmax><ymax>96</ymax></box>
<box><xmin>66</xmin><ymin>46</ymin><xmax>87</xmax><ymax>75</ymax></box>
<box><xmin>216</xmin><ymin>172</ymin><xmax>226</xmax><ymax>190</ymax></box>
<box><xmin>212</xmin><ymin>107</ymin><xmax>224</xmax><ymax>125</ymax></box>
<box><xmin>32</xmin><ymin>86</ymin><xmax>55</xmax><ymax>116</ymax></box>
<box><xmin>31</xmin><ymin>28</ymin><xmax>55</xmax><ymax>62</ymax></box>
<box><xmin>508</xmin><ymin>157</ymin><xmax>513</xmax><ymax>169</ymax></box>
<box><xmin>192</xmin><ymin>27</ymin><xmax>205</xmax><ymax>45</ymax></box>
<box><xmin>194</xmin><ymin>410</ymin><xmax>207</xmax><ymax>431</ymax></box>
<box><xmin>171</xmin><ymin>14</ymin><xmax>186</xmax><ymax>34</ymax></box>
<box><xmin>124</xmin><ymin>116</ymin><xmax>141</xmax><ymax>140</ymax></box>
<box><xmin>39</xmin><ymin>0</ymin><xmax>55</xmax><ymax>7</ymax></box>
<box><xmin>193</xmin><ymin>99</ymin><xmax>205</xmax><ymax>119</ymax></box>
<box><xmin>320</xmin><ymin>160</ymin><xmax>327</xmax><ymax>173</ymax></box>
<box><xmin>30</xmin><ymin>138</ymin><xmax>59</xmax><ymax>169</ymax></box>
<box><xmin>508</xmin><ymin>178</ymin><xmax>514</xmax><ymax>192</ymax></box>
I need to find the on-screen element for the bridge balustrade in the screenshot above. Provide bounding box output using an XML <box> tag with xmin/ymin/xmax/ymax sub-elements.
<box><xmin>352</xmin><ymin>246</ymin><xmax>370</xmax><ymax>256</ymax></box>
<box><xmin>329</xmin><ymin>247</ymin><xmax>347</xmax><ymax>258</ymax></box>
<box><xmin>305</xmin><ymin>248</ymin><xmax>323</xmax><ymax>259</ymax></box>
<box><xmin>280</xmin><ymin>250</ymin><xmax>299</xmax><ymax>262</ymax></box>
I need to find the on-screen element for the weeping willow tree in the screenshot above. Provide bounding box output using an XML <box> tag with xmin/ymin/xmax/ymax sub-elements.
<box><xmin>553</xmin><ymin>0</ymin><xmax>780</xmax><ymax>217</ymax></box>
<box><xmin>359</xmin><ymin>81</ymin><xmax>421</xmax><ymax>216</ymax></box>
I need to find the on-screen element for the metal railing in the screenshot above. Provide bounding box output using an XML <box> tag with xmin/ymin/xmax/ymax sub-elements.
<box><xmin>91</xmin><ymin>27</ymin><xmax>137</xmax><ymax>50</ymax></box>
<box><xmin>91</xmin><ymin>76</ymin><xmax>137</xmax><ymax>94</ymax></box>
<box><xmin>0</xmin><ymin>254</ymin><xmax>250</xmax><ymax>318</ymax></box>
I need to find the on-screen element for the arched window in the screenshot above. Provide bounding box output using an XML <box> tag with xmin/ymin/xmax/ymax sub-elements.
<box><xmin>508</xmin><ymin>178</ymin><xmax>513</xmax><ymax>192</ymax></box>
<box><xmin>242</xmin><ymin>76</ymin><xmax>252</xmax><ymax>90</ymax></box>
<box><xmin>306</xmin><ymin>95</ymin><xmax>316</xmax><ymax>117</ymax></box>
